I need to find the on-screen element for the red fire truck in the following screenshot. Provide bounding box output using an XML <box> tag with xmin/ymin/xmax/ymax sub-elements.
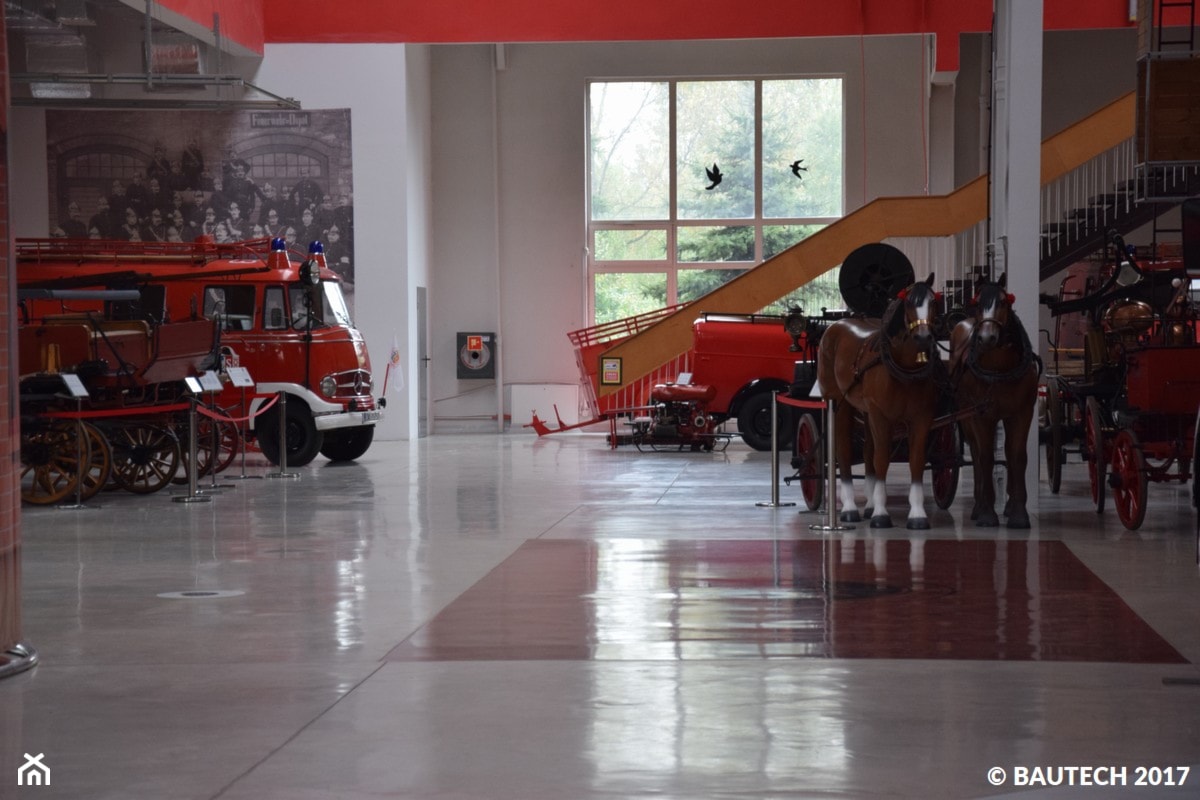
<box><xmin>16</xmin><ymin>237</ymin><xmax>382</xmax><ymax>466</ymax></box>
<box><xmin>556</xmin><ymin>309</ymin><xmax>809</xmax><ymax>450</ymax></box>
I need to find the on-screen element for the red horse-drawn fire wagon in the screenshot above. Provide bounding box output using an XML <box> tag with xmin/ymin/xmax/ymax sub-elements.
<box><xmin>1044</xmin><ymin>209</ymin><xmax>1200</xmax><ymax>530</ymax></box>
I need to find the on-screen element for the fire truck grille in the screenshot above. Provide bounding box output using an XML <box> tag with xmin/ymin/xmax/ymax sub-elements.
<box><xmin>333</xmin><ymin>369</ymin><xmax>373</xmax><ymax>396</ymax></box>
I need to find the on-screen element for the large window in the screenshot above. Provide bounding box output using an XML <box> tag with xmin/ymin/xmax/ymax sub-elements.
<box><xmin>588</xmin><ymin>78</ymin><xmax>844</xmax><ymax>324</ymax></box>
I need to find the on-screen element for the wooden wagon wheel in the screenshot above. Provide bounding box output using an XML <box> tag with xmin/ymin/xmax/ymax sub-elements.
<box><xmin>1110</xmin><ymin>428</ymin><xmax>1148</xmax><ymax>530</ymax></box>
<box><xmin>109</xmin><ymin>421</ymin><xmax>181</xmax><ymax>494</ymax></box>
<box><xmin>930</xmin><ymin>421</ymin><xmax>961</xmax><ymax>510</ymax></box>
<box><xmin>20</xmin><ymin>420</ymin><xmax>88</xmax><ymax>505</ymax></box>
<box><xmin>793</xmin><ymin>411</ymin><xmax>824</xmax><ymax>511</ymax></box>
<box><xmin>1084</xmin><ymin>396</ymin><xmax>1108</xmax><ymax>514</ymax></box>
<box><xmin>79</xmin><ymin>421</ymin><xmax>113</xmax><ymax>502</ymax></box>
<box><xmin>1045</xmin><ymin>378</ymin><xmax>1065</xmax><ymax>494</ymax></box>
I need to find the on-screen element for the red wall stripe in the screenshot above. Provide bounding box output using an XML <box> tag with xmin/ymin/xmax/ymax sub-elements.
<box><xmin>259</xmin><ymin>0</ymin><xmax>1135</xmax><ymax>72</ymax></box>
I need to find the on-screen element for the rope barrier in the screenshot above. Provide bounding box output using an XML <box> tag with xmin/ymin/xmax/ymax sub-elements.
<box><xmin>775</xmin><ymin>394</ymin><xmax>824</xmax><ymax>410</ymax></box>
<box><xmin>195</xmin><ymin>394</ymin><xmax>278</xmax><ymax>424</ymax></box>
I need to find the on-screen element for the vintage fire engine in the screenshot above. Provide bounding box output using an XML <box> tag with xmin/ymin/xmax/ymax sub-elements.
<box><xmin>551</xmin><ymin>309</ymin><xmax>813</xmax><ymax>450</ymax></box>
<box><xmin>16</xmin><ymin>237</ymin><xmax>382</xmax><ymax>467</ymax></box>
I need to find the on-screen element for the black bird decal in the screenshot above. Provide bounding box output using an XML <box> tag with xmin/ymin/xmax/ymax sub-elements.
<box><xmin>705</xmin><ymin>163</ymin><xmax>723</xmax><ymax>190</ymax></box>
<box><xmin>790</xmin><ymin>159</ymin><xmax>808</xmax><ymax>180</ymax></box>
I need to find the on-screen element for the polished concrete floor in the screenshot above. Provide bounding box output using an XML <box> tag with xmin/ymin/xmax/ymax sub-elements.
<box><xmin>3</xmin><ymin>432</ymin><xmax>1200</xmax><ymax>799</ymax></box>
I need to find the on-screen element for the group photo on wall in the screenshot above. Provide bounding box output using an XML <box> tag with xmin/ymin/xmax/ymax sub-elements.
<box><xmin>44</xmin><ymin>108</ymin><xmax>357</xmax><ymax>290</ymax></box>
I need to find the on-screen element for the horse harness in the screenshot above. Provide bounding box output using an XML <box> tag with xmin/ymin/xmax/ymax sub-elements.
<box><xmin>847</xmin><ymin>300</ymin><xmax>941</xmax><ymax>390</ymax></box>
<box><xmin>959</xmin><ymin>309</ymin><xmax>1042</xmax><ymax>384</ymax></box>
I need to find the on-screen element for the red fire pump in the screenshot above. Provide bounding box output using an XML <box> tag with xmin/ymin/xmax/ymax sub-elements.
<box><xmin>626</xmin><ymin>381</ymin><xmax>728</xmax><ymax>451</ymax></box>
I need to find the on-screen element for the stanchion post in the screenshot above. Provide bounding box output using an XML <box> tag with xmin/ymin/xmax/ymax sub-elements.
<box><xmin>57</xmin><ymin>376</ymin><xmax>96</xmax><ymax>511</ymax></box>
<box><xmin>204</xmin><ymin>392</ymin><xmax>236</xmax><ymax>492</ymax></box>
<box><xmin>58</xmin><ymin>398</ymin><xmax>91</xmax><ymax>510</ymax></box>
<box><xmin>174</xmin><ymin>395</ymin><xmax>212</xmax><ymax>504</ymax></box>
<box><xmin>266</xmin><ymin>391</ymin><xmax>299</xmax><ymax>480</ymax></box>
<box><xmin>224</xmin><ymin>368</ymin><xmax>262</xmax><ymax>481</ymax></box>
<box><xmin>227</xmin><ymin>386</ymin><xmax>262</xmax><ymax>480</ymax></box>
<box><xmin>809</xmin><ymin>397</ymin><xmax>851</xmax><ymax>531</ymax></box>
<box><xmin>757</xmin><ymin>392</ymin><xmax>796</xmax><ymax>508</ymax></box>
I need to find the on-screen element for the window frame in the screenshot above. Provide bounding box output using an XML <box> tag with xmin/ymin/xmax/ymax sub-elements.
<box><xmin>586</xmin><ymin>75</ymin><xmax>845</xmax><ymax>324</ymax></box>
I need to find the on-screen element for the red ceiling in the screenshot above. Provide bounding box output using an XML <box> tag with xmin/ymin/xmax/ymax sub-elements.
<box><xmin>255</xmin><ymin>0</ymin><xmax>1139</xmax><ymax>72</ymax></box>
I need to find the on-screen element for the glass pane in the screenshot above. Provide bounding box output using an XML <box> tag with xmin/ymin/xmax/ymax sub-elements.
<box><xmin>758</xmin><ymin>269</ymin><xmax>844</xmax><ymax>316</ymax></box>
<box><xmin>594</xmin><ymin>272</ymin><xmax>667</xmax><ymax>324</ymax></box>
<box><xmin>762</xmin><ymin>79</ymin><xmax>843</xmax><ymax>218</ymax></box>
<box><xmin>677</xmin><ymin>81</ymin><xmax>755</xmax><ymax>220</ymax></box>
<box><xmin>590</xmin><ymin>82</ymin><xmax>670</xmax><ymax>221</ymax></box>
<box><xmin>678</xmin><ymin>269</ymin><xmax>745</xmax><ymax>304</ymax></box>
<box><xmin>762</xmin><ymin>223</ymin><xmax>825</xmax><ymax>259</ymax></box>
<box><xmin>595</xmin><ymin>229</ymin><xmax>667</xmax><ymax>261</ymax></box>
<box><xmin>677</xmin><ymin>226</ymin><xmax>754</xmax><ymax>263</ymax></box>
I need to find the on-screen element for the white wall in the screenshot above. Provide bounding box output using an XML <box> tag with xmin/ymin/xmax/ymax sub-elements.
<box><xmin>429</xmin><ymin>36</ymin><xmax>935</xmax><ymax>431</ymax></box>
<box><xmin>252</xmin><ymin>43</ymin><xmax>431</xmax><ymax>442</ymax></box>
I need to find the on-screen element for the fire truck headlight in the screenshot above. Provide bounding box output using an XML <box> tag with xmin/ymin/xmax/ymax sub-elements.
<box><xmin>320</xmin><ymin>375</ymin><xmax>338</xmax><ymax>397</ymax></box>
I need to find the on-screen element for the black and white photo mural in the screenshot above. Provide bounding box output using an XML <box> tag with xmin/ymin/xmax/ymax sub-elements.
<box><xmin>44</xmin><ymin>108</ymin><xmax>356</xmax><ymax>291</ymax></box>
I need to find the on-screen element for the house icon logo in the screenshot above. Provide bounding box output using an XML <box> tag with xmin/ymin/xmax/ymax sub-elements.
<box><xmin>18</xmin><ymin>753</ymin><xmax>50</xmax><ymax>786</ymax></box>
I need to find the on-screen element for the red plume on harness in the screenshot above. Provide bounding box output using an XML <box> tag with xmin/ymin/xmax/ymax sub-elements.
<box><xmin>897</xmin><ymin>288</ymin><xmax>908</xmax><ymax>300</ymax></box>
<box><xmin>970</xmin><ymin>291</ymin><xmax>1016</xmax><ymax>306</ymax></box>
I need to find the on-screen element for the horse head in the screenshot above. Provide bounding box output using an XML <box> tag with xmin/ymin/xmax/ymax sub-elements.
<box><xmin>969</xmin><ymin>272</ymin><xmax>1015</xmax><ymax>349</ymax></box>
<box><xmin>889</xmin><ymin>273</ymin><xmax>941</xmax><ymax>363</ymax></box>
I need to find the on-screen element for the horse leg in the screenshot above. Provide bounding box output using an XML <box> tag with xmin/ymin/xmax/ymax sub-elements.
<box><xmin>862</xmin><ymin>424</ymin><xmax>877</xmax><ymax>519</ymax></box>
<box><xmin>835</xmin><ymin>403</ymin><xmax>861</xmax><ymax>522</ymax></box>
<box><xmin>904</xmin><ymin>416</ymin><xmax>931</xmax><ymax>530</ymax></box>
<box><xmin>967</xmin><ymin>417</ymin><xmax>999</xmax><ymax>526</ymax></box>
<box><xmin>866</xmin><ymin>415</ymin><xmax>893</xmax><ymax>528</ymax></box>
<box><xmin>961</xmin><ymin>419</ymin><xmax>985</xmax><ymax>521</ymax></box>
<box><xmin>1003</xmin><ymin>410</ymin><xmax>1033</xmax><ymax>529</ymax></box>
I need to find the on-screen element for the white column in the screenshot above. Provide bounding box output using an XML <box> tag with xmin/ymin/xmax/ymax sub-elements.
<box><xmin>990</xmin><ymin>0</ymin><xmax>1043</xmax><ymax>511</ymax></box>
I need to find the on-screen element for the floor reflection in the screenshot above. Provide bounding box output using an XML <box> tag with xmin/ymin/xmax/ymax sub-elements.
<box><xmin>388</xmin><ymin>538</ymin><xmax>1187</xmax><ymax>663</ymax></box>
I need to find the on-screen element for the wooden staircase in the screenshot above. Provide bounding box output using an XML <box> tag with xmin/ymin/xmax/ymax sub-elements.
<box><xmin>598</xmin><ymin>93</ymin><xmax>1137</xmax><ymax>398</ymax></box>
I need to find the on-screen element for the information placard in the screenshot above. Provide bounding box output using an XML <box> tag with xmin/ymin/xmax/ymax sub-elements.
<box><xmin>226</xmin><ymin>366</ymin><xmax>255</xmax><ymax>388</ymax></box>
<box><xmin>184</xmin><ymin>376</ymin><xmax>204</xmax><ymax>394</ymax></box>
<box><xmin>61</xmin><ymin>373</ymin><xmax>90</xmax><ymax>398</ymax></box>
<box><xmin>198</xmin><ymin>370</ymin><xmax>224</xmax><ymax>392</ymax></box>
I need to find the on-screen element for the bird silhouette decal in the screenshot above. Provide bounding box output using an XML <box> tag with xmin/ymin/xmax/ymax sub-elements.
<box><xmin>790</xmin><ymin>159</ymin><xmax>808</xmax><ymax>180</ymax></box>
<box><xmin>704</xmin><ymin>163</ymin><xmax>723</xmax><ymax>190</ymax></box>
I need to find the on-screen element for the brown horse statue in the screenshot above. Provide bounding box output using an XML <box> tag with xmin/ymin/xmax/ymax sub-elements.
<box><xmin>817</xmin><ymin>274</ymin><xmax>944</xmax><ymax>529</ymax></box>
<box><xmin>949</xmin><ymin>274</ymin><xmax>1040</xmax><ymax>528</ymax></box>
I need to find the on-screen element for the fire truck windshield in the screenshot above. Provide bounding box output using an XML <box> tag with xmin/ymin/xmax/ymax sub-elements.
<box><xmin>288</xmin><ymin>283</ymin><xmax>353</xmax><ymax>329</ymax></box>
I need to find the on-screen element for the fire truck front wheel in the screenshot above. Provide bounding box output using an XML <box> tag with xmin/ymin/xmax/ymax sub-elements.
<box><xmin>319</xmin><ymin>425</ymin><xmax>375</xmax><ymax>462</ymax></box>
<box><xmin>737</xmin><ymin>390</ymin><xmax>795</xmax><ymax>452</ymax></box>
<box><xmin>258</xmin><ymin>399</ymin><xmax>324</xmax><ymax>467</ymax></box>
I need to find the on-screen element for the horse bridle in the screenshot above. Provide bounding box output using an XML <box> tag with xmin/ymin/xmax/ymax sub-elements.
<box><xmin>964</xmin><ymin>292</ymin><xmax>1040</xmax><ymax>383</ymax></box>
<box><xmin>878</xmin><ymin>289</ymin><xmax>939</xmax><ymax>377</ymax></box>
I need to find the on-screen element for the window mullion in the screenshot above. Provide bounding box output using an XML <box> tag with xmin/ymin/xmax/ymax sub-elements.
<box><xmin>755</xmin><ymin>79</ymin><xmax>764</xmax><ymax>264</ymax></box>
<box><xmin>668</xmin><ymin>80</ymin><xmax>678</xmax><ymax>306</ymax></box>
